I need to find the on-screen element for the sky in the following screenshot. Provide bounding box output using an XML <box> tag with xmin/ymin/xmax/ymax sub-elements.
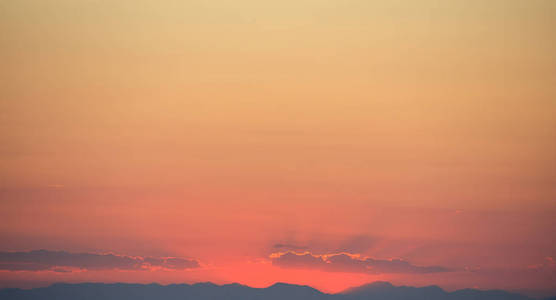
<box><xmin>1</xmin><ymin>0</ymin><xmax>555</xmax><ymax>297</ymax></box>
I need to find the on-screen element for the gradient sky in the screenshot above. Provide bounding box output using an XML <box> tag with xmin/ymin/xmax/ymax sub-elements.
<box><xmin>1</xmin><ymin>0</ymin><xmax>555</xmax><ymax>297</ymax></box>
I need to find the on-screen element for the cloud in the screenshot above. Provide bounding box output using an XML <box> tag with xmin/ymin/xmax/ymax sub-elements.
<box><xmin>271</xmin><ymin>251</ymin><xmax>450</xmax><ymax>274</ymax></box>
<box><xmin>334</xmin><ymin>235</ymin><xmax>378</xmax><ymax>254</ymax></box>
<box><xmin>272</xmin><ymin>235</ymin><xmax>380</xmax><ymax>255</ymax></box>
<box><xmin>0</xmin><ymin>250</ymin><xmax>200</xmax><ymax>272</ymax></box>
<box><xmin>527</xmin><ymin>256</ymin><xmax>556</xmax><ymax>271</ymax></box>
<box><xmin>273</xmin><ymin>244</ymin><xmax>308</xmax><ymax>251</ymax></box>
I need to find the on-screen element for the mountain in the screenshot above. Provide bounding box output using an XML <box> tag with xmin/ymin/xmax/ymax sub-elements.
<box><xmin>341</xmin><ymin>281</ymin><xmax>447</xmax><ymax>299</ymax></box>
<box><xmin>0</xmin><ymin>281</ymin><xmax>548</xmax><ymax>300</ymax></box>
<box><xmin>341</xmin><ymin>281</ymin><xmax>533</xmax><ymax>300</ymax></box>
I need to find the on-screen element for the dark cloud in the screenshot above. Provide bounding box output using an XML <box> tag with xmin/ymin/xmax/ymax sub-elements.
<box><xmin>271</xmin><ymin>251</ymin><xmax>450</xmax><ymax>274</ymax></box>
<box><xmin>0</xmin><ymin>262</ymin><xmax>51</xmax><ymax>271</ymax></box>
<box><xmin>272</xmin><ymin>235</ymin><xmax>380</xmax><ymax>255</ymax></box>
<box><xmin>273</xmin><ymin>244</ymin><xmax>308</xmax><ymax>251</ymax></box>
<box><xmin>334</xmin><ymin>235</ymin><xmax>378</xmax><ymax>254</ymax></box>
<box><xmin>0</xmin><ymin>250</ymin><xmax>199</xmax><ymax>272</ymax></box>
<box><xmin>162</xmin><ymin>257</ymin><xmax>200</xmax><ymax>269</ymax></box>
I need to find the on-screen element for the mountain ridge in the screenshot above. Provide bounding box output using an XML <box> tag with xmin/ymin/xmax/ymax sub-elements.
<box><xmin>0</xmin><ymin>281</ymin><xmax>552</xmax><ymax>300</ymax></box>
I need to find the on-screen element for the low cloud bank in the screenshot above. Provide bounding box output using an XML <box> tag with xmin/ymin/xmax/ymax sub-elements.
<box><xmin>271</xmin><ymin>251</ymin><xmax>449</xmax><ymax>274</ymax></box>
<box><xmin>0</xmin><ymin>250</ymin><xmax>199</xmax><ymax>272</ymax></box>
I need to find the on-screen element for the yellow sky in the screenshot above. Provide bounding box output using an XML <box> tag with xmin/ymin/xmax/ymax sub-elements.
<box><xmin>2</xmin><ymin>0</ymin><xmax>555</xmax><ymax>209</ymax></box>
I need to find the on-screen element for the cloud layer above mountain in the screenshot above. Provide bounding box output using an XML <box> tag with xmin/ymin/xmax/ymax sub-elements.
<box><xmin>271</xmin><ymin>251</ymin><xmax>450</xmax><ymax>274</ymax></box>
<box><xmin>0</xmin><ymin>250</ymin><xmax>199</xmax><ymax>272</ymax></box>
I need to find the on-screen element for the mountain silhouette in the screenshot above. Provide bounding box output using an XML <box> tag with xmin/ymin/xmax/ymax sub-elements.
<box><xmin>0</xmin><ymin>281</ymin><xmax>551</xmax><ymax>300</ymax></box>
<box><xmin>341</xmin><ymin>281</ymin><xmax>534</xmax><ymax>300</ymax></box>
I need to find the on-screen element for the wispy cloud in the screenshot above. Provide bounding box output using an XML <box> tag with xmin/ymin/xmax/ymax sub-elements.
<box><xmin>0</xmin><ymin>250</ymin><xmax>199</xmax><ymax>272</ymax></box>
<box><xmin>271</xmin><ymin>251</ymin><xmax>450</xmax><ymax>274</ymax></box>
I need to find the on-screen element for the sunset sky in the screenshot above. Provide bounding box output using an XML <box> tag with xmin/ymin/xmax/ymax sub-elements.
<box><xmin>1</xmin><ymin>0</ymin><xmax>555</xmax><ymax>297</ymax></box>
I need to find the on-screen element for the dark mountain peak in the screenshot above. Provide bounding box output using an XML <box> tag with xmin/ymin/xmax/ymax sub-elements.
<box><xmin>0</xmin><ymin>281</ymin><xmax>540</xmax><ymax>300</ymax></box>
<box><xmin>341</xmin><ymin>281</ymin><xmax>394</xmax><ymax>294</ymax></box>
<box><xmin>269</xmin><ymin>282</ymin><xmax>295</xmax><ymax>288</ymax></box>
<box><xmin>222</xmin><ymin>283</ymin><xmax>246</xmax><ymax>288</ymax></box>
<box><xmin>420</xmin><ymin>285</ymin><xmax>444</xmax><ymax>292</ymax></box>
<box><xmin>269</xmin><ymin>282</ymin><xmax>307</xmax><ymax>288</ymax></box>
<box><xmin>364</xmin><ymin>281</ymin><xmax>394</xmax><ymax>288</ymax></box>
<box><xmin>268</xmin><ymin>282</ymin><xmax>322</xmax><ymax>292</ymax></box>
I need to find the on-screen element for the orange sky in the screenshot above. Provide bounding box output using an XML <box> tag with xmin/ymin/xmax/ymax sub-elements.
<box><xmin>1</xmin><ymin>0</ymin><xmax>555</xmax><ymax>296</ymax></box>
